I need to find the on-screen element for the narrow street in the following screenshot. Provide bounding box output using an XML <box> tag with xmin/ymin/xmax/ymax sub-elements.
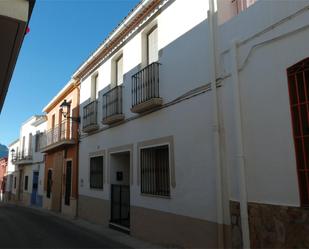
<box><xmin>0</xmin><ymin>203</ymin><xmax>129</xmax><ymax>248</ymax></box>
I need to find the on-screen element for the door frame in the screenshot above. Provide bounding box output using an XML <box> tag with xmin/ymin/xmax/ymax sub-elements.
<box><xmin>31</xmin><ymin>171</ymin><xmax>39</xmax><ymax>205</ymax></box>
<box><xmin>64</xmin><ymin>159</ymin><xmax>73</xmax><ymax>206</ymax></box>
<box><xmin>108</xmin><ymin>148</ymin><xmax>132</xmax><ymax>230</ymax></box>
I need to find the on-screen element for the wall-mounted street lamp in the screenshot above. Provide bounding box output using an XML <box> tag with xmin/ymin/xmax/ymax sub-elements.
<box><xmin>10</xmin><ymin>148</ymin><xmax>15</xmax><ymax>161</ymax></box>
<box><xmin>60</xmin><ymin>99</ymin><xmax>80</xmax><ymax>123</ymax></box>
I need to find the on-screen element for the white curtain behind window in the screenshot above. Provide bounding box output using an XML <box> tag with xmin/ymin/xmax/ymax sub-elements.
<box><xmin>147</xmin><ymin>27</ymin><xmax>158</xmax><ymax>64</ymax></box>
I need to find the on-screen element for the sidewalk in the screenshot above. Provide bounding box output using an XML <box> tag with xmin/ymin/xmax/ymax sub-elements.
<box><xmin>24</xmin><ymin>204</ymin><xmax>168</xmax><ymax>249</ymax></box>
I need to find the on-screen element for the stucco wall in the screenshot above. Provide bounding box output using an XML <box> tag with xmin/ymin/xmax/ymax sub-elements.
<box><xmin>218</xmin><ymin>1</ymin><xmax>309</xmax><ymax>206</ymax></box>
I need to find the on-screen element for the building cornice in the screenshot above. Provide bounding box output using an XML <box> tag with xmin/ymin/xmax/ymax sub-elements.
<box><xmin>8</xmin><ymin>139</ymin><xmax>19</xmax><ymax>148</ymax></box>
<box><xmin>72</xmin><ymin>0</ymin><xmax>164</xmax><ymax>80</ymax></box>
<box><xmin>43</xmin><ymin>79</ymin><xmax>78</xmax><ymax>113</ymax></box>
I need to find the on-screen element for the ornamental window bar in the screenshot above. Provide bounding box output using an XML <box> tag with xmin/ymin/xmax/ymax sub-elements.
<box><xmin>287</xmin><ymin>58</ymin><xmax>309</xmax><ymax>207</ymax></box>
<box><xmin>83</xmin><ymin>100</ymin><xmax>98</xmax><ymax>129</ymax></box>
<box><xmin>140</xmin><ymin>145</ymin><xmax>170</xmax><ymax>197</ymax></box>
<box><xmin>131</xmin><ymin>62</ymin><xmax>160</xmax><ymax>107</ymax></box>
<box><xmin>103</xmin><ymin>86</ymin><xmax>123</xmax><ymax>120</ymax></box>
<box><xmin>90</xmin><ymin>156</ymin><xmax>104</xmax><ymax>189</ymax></box>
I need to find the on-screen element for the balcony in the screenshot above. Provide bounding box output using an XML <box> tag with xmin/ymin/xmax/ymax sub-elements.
<box><xmin>40</xmin><ymin>120</ymin><xmax>76</xmax><ymax>153</ymax></box>
<box><xmin>131</xmin><ymin>62</ymin><xmax>162</xmax><ymax>113</ymax></box>
<box><xmin>83</xmin><ymin>100</ymin><xmax>99</xmax><ymax>133</ymax></box>
<box><xmin>102</xmin><ymin>86</ymin><xmax>124</xmax><ymax>125</ymax></box>
<box><xmin>12</xmin><ymin>151</ymin><xmax>33</xmax><ymax>165</ymax></box>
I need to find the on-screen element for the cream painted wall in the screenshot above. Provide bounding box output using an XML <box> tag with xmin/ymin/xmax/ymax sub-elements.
<box><xmin>45</xmin><ymin>87</ymin><xmax>78</xmax><ymax>130</ymax></box>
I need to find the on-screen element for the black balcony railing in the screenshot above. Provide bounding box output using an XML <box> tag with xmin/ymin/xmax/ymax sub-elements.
<box><xmin>12</xmin><ymin>150</ymin><xmax>33</xmax><ymax>163</ymax></box>
<box><xmin>83</xmin><ymin>100</ymin><xmax>98</xmax><ymax>130</ymax></box>
<box><xmin>103</xmin><ymin>86</ymin><xmax>123</xmax><ymax>120</ymax></box>
<box><xmin>131</xmin><ymin>62</ymin><xmax>160</xmax><ymax>107</ymax></box>
<box><xmin>40</xmin><ymin>120</ymin><xmax>75</xmax><ymax>149</ymax></box>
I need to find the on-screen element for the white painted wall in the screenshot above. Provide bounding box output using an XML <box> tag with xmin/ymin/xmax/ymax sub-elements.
<box><xmin>110</xmin><ymin>153</ymin><xmax>130</xmax><ymax>185</ymax></box>
<box><xmin>78</xmin><ymin>0</ymin><xmax>220</xmax><ymax>223</ymax></box>
<box><xmin>218</xmin><ymin>1</ymin><xmax>309</xmax><ymax>206</ymax></box>
<box><xmin>7</xmin><ymin>140</ymin><xmax>19</xmax><ymax>174</ymax></box>
<box><xmin>10</xmin><ymin>116</ymin><xmax>46</xmax><ymax>197</ymax></box>
<box><xmin>18</xmin><ymin>116</ymin><xmax>46</xmax><ymax>162</ymax></box>
<box><xmin>6</xmin><ymin>140</ymin><xmax>19</xmax><ymax>193</ymax></box>
<box><xmin>78</xmin><ymin>0</ymin><xmax>309</xmax><ymax>226</ymax></box>
<box><xmin>79</xmin><ymin>93</ymin><xmax>217</xmax><ymax>222</ymax></box>
<box><xmin>79</xmin><ymin>0</ymin><xmax>210</xmax><ymax>131</ymax></box>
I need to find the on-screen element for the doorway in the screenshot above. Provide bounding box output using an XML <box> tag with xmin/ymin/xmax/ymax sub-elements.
<box><xmin>51</xmin><ymin>152</ymin><xmax>63</xmax><ymax>212</ymax></box>
<box><xmin>64</xmin><ymin>161</ymin><xmax>72</xmax><ymax>206</ymax></box>
<box><xmin>109</xmin><ymin>151</ymin><xmax>130</xmax><ymax>229</ymax></box>
<box><xmin>18</xmin><ymin>169</ymin><xmax>24</xmax><ymax>201</ymax></box>
<box><xmin>31</xmin><ymin>171</ymin><xmax>39</xmax><ymax>205</ymax></box>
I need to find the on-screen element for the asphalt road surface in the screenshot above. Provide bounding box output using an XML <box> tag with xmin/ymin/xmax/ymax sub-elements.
<box><xmin>0</xmin><ymin>203</ymin><xmax>129</xmax><ymax>248</ymax></box>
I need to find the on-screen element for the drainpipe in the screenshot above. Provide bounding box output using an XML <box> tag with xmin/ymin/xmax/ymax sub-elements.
<box><xmin>230</xmin><ymin>40</ymin><xmax>251</xmax><ymax>249</ymax></box>
<box><xmin>207</xmin><ymin>0</ymin><xmax>225</xmax><ymax>247</ymax></box>
<box><xmin>75</xmin><ymin>83</ymin><xmax>80</xmax><ymax>219</ymax></box>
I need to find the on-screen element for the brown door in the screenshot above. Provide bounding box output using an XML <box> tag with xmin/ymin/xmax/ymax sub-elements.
<box><xmin>51</xmin><ymin>152</ymin><xmax>63</xmax><ymax>211</ymax></box>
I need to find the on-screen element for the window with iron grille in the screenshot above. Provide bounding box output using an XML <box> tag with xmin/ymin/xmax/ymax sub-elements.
<box><xmin>90</xmin><ymin>156</ymin><xmax>104</xmax><ymax>189</ymax></box>
<box><xmin>140</xmin><ymin>145</ymin><xmax>170</xmax><ymax>197</ymax></box>
<box><xmin>287</xmin><ymin>58</ymin><xmax>309</xmax><ymax>207</ymax></box>
<box><xmin>24</xmin><ymin>176</ymin><xmax>28</xmax><ymax>191</ymax></box>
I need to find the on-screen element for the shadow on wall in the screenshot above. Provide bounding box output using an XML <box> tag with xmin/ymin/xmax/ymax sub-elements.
<box><xmin>78</xmin><ymin>18</ymin><xmax>211</xmax><ymax>135</ymax></box>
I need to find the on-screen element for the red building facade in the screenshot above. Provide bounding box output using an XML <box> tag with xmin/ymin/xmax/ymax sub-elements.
<box><xmin>0</xmin><ymin>157</ymin><xmax>8</xmax><ymax>199</ymax></box>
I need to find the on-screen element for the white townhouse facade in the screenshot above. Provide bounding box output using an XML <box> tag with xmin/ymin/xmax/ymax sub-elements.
<box><xmin>10</xmin><ymin>115</ymin><xmax>46</xmax><ymax>207</ymax></box>
<box><xmin>76</xmin><ymin>0</ymin><xmax>219</xmax><ymax>247</ymax></box>
<box><xmin>69</xmin><ymin>0</ymin><xmax>309</xmax><ymax>248</ymax></box>
<box><xmin>6</xmin><ymin>139</ymin><xmax>19</xmax><ymax>201</ymax></box>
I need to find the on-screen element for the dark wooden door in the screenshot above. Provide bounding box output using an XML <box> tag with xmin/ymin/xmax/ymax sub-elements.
<box><xmin>65</xmin><ymin>161</ymin><xmax>72</xmax><ymax>206</ymax></box>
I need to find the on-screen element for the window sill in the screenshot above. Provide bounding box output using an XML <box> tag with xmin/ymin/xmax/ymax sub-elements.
<box><xmin>140</xmin><ymin>193</ymin><xmax>171</xmax><ymax>199</ymax></box>
<box><xmin>89</xmin><ymin>188</ymin><xmax>104</xmax><ymax>191</ymax></box>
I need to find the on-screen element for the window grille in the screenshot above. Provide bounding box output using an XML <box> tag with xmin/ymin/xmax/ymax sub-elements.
<box><xmin>140</xmin><ymin>145</ymin><xmax>170</xmax><ymax>197</ymax></box>
<box><xmin>287</xmin><ymin>58</ymin><xmax>309</xmax><ymax>207</ymax></box>
<box><xmin>90</xmin><ymin>156</ymin><xmax>104</xmax><ymax>189</ymax></box>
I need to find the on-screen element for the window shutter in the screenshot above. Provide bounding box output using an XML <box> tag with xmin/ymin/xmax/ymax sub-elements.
<box><xmin>147</xmin><ymin>27</ymin><xmax>158</xmax><ymax>64</ymax></box>
<box><xmin>116</xmin><ymin>56</ymin><xmax>123</xmax><ymax>85</ymax></box>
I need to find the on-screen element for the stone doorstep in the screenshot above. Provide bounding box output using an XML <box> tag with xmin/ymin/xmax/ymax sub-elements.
<box><xmin>25</xmin><ymin>204</ymin><xmax>169</xmax><ymax>249</ymax></box>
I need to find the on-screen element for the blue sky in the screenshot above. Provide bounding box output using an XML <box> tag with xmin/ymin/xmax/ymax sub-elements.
<box><xmin>0</xmin><ymin>0</ymin><xmax>140</xmax><ymax>146</ymax></box>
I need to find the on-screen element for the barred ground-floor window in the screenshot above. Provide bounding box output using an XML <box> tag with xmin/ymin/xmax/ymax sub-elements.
<box><xmin>140</xmin><ymin>145</ymin><xmax>170</xmax><ymax>197</ymax></box>
<box><xmin>90</xmin><ymin>156</ymin><xmax>104</xmax><ymax>189</ymax></box>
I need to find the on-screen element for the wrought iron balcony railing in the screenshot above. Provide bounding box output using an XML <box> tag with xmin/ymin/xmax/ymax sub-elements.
<box><xmin>102</xmin><ymin>86</ymin><xmax>124</xmax><ymax>125</ymax></box>
<box><xmin>12</xmin><ymin>150</ymin><xmax>33</xmax><ymax>163</ymax></box>
<box><xmin>40</xmin><ymin>120</ymin><xmax>75</xmax><ymax>149</ymax></box>
<box><xmin>131</xmin><ymin>62</ymin><xmax>162</xmax><ymax>113</ymax></box>
<box><xmin>83</xmin><ymin>100</ymin><xmax>99</xmax><ymax>132</ymax></box>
